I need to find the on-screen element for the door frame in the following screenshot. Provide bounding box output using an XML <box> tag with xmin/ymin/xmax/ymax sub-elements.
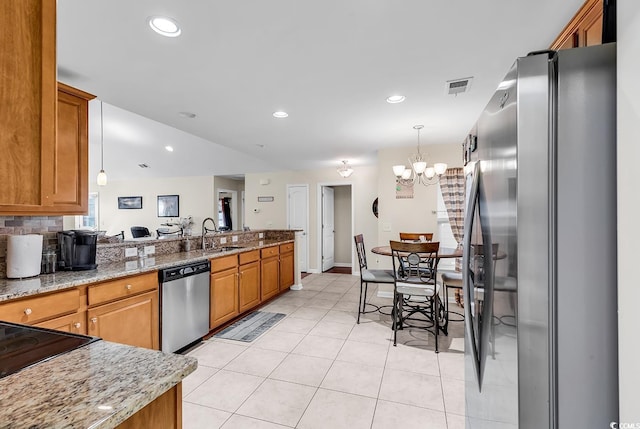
<box><xmin>286</xmin><ymin>184</ymin><xmax>309</xmax><ymax>273</ymax></box>
<box><xmin>316</xmin><ymin>181</ymin><xmax>355</xmax><ymax>274</ymax></box>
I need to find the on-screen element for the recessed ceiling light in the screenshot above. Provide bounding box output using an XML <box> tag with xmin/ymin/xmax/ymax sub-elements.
<box><xmin>148</xmin><ymin>16</ymin><xmax>181</xmax><ymax>37</ymax></box>
<box><xmin>386</xmin><ymin>95</ymin><xmax>406</xmax><ymax>104</ymax></box>
<box><xmin>165</xmin><ymin>146</ymin><xmax>174</xmax><ymax>152</ymax></box>
<box><xmin>178</xmin><ymin>111</ymin><xmax>196</xmax><ymax>118</ymax></box>
<box><xmin>273</xmin><ymin>111</ymin><xmax>288</xmax><ymax>118</ymax></box>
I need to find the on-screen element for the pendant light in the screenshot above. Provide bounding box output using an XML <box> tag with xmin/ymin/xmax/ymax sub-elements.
<box><xmin>337</xmin><ymin>160</ymin><xmax>354</xmax><ymax>178</ymax></box>
<box><xmin>392</xmin><ymin>125</ymin><xmax>447</xmax><ymax>186</ymax></box>
<box><xmin>96</xmin><ymin>101</ymin><xmax>108</xmax><ymax>186</ymax></box>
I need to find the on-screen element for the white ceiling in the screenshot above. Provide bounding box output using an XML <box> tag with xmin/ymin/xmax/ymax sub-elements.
<box><xmin>57</xmin><ymin>0</ymin><xmax>584</xmax><ymax>180</ymax></box>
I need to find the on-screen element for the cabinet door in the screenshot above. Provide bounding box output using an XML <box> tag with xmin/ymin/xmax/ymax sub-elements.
<box><xmin>261</xmin><ymin>256</ymin><xmax>279</xmax><ymax>301</ymax></box>
<box><xmin>279</xmin><ymin>252</ymin><xmax>294</xmax><ymax>291</ymax></box>
<box><xmin>239</xmin><ymin>261</ymin><xmax>260</xmax><ymax>312</ymax></box>
<box><xmin>34</xmin><ymin>311</ymin><xmax>87</xmax><ymax>335</ymax></box>
<box><xmin>52</xmin><ymin>84</ymin><xmax>94</xmax><ymax>213</ymax></box>
<box><xmin>550</xmin><ymin>0</ymin><xmax>603</xmax><ymax>50</ymax></box>
<box><xmin>210</xmin><ymin>268</ymin><xmax>239</xmax><ymax>328</ymax></box>
<box><xmin>0</xmin><ymin>0</ymin><xmax>56</xmax><ymax>213</ymax></box>
<box><xmin>87</xmin><ymin>291</ymin><xmax>159</xmax><ymax>350</ymax></box>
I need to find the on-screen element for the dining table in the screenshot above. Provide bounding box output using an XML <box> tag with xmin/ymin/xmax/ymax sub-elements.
<box><xmin>371</xmin><ymin>245</ymin><xmax>462</xmax><ymax>259</ymax></box>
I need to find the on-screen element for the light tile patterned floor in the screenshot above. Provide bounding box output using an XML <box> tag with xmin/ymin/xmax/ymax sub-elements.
<box><xmin>183</xmin><ymin>272</ymin><xmax>465</xmax><ymax>429</ymax></box>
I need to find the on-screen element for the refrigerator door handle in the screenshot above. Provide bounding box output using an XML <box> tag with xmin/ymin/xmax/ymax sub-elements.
<box><xmin>463</xmin><ymin>162</ymin><xmax>482</xmax><ymax>389</ymax></box>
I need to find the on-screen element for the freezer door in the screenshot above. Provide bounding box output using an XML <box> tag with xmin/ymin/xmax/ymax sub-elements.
<box><xmin>466</xmin><ymin>60</ymin><xmax>519</xmax><ymax>429</ymax></box>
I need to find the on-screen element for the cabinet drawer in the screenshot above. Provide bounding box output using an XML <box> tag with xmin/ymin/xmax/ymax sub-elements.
<box><xmin>34</xmin><ymin>311</ymin><xmax>87</xmax><ymax>335</ymax></box>
<box><xmin>279</xmin><ymin>243</ymin><xmax>294</xmax><ymax>253</ymax></box>
<box><xmin>88</xmin><ymin>272</ymin><xmax>158</xmax><ymax>306</ymax></box>
<box><xmin>239</xmin><ymin>250</ymin><xmax>260</xmax><ymax>265</ymax></box>
<box><xmin>261</xmin><ymin>246</ymin><xmax>279</xmax><ymax>258</ymax></box>
<box><xmin>211</xmin><ymin>255</ymin><xmax>238</xmax><ymax>273</ymax></box>
<box><xmin>0</xmin><ymin>289</ymin><xmax>79</xmax><ymax>324</ymax></box>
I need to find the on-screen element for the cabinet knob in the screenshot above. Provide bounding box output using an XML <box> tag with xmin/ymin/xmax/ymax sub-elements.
<box><xmin>125</xmin><ymin>284</ymin><xmax>132</xmax><ymax>290</ymax></box>
<box><xmin>24</xmin><ymin>308</ymin><xmax>32</xmax><ymax>315</ymax></box>
<box><xmin>74</xmin><ymin>322</ymin><xmax>81</xmax><ymax>329</ymax></box>
<box><xmin>91</xmin><ymin>317</ymin><xmax>98</xmax><ymax>324</ymax></box>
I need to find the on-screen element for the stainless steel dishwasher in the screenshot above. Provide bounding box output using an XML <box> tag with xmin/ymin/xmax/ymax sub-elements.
<box><xmin>159</xmin><ymin>260</ymin><xmax>210</xmax><ymax>353</ymax></box>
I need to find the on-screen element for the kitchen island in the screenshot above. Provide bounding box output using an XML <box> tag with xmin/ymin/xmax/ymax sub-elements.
<box><xmin>0</xmin><ymin>339</ymin><xmax>196</xmax><ymax>428</ymax></box>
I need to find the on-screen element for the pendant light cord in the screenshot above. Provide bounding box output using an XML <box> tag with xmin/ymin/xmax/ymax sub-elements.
<box><xmin>100</xmin><ymin>101</ymin><xmax>104</xmax><ymax>170</ymax></box>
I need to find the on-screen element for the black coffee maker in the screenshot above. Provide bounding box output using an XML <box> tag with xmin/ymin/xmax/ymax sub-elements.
<box><xmin>57</xmin><ymin>230</ymin><xmax>98</xmax><ymax>270</ymax></box>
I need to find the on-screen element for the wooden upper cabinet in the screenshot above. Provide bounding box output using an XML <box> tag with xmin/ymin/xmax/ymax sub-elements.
<box><xmin>551</xmin><ymin>0</ymin><xmax>603</xmax><ymax>50</ymax></box>
<box><xmin>0</xmin><ymin>0</ymin><xmax>57</xmax><ymax>212</ymax></box>
<box><xmin>0</xmin><ymin>0</ymin><xmax>95</xmax><ymax>215</ymax></box>
<box><xmin>52</xmin><ymin>84</ymin><xmax>94</xmax><ymax>214</ymax></box>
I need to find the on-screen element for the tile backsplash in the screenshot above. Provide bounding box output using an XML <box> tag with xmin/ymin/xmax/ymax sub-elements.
<box><xmin>0</xmin><ymin>216</ymin><xmax>63</xmax><ymax>278</ymax></box>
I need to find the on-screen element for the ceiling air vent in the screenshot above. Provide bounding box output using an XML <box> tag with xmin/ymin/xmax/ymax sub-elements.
<box><xmin>445</xmin><ymin>77</ymin><xmax>473</xmax><ymax>96</ymax></box>
<box><xmin>138</xmin><ymin>163</ymin><xmax>150</xmax><ymax>168</ymax></box>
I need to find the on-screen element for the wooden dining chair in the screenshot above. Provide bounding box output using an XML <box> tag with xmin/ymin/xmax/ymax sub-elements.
<box><xmin>399</xmin><ymin>232</ymin><xmax>433</xmax><ymax>242</ymax></box>
<box><xmin>390</xmin><ymin>240</ymin><xmax>443</xmax><ymax>351</ymax></box>
<box><xmin>354</xmin><ymin>234</ymin><xmax>395</xmax><ymax>324</ymax></box>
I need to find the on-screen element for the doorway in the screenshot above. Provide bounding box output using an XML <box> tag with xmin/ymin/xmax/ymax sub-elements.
<box><xmin>318</xmin><ymin>184</ymin><xmax>353</xmax><ymax>273</ymax></box>
<box><xmin>216</xmin><ymin>189</ymin><xmax>237</xmax><ymax>231</ymax></box>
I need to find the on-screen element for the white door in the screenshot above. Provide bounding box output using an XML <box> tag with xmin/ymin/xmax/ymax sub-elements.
<box><xmin>287</xmin><ymin>185</ymin><xmax>308</xmax><ymax>272</ymax></box>
<box><xmin>322</xmin><ymin>186</ymin><xmax>335</xmax><ymax>272</ymax></box>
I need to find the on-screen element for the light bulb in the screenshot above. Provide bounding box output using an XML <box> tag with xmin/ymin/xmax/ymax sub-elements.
<box><xmin>434</xmin><ymin>163</ymin><xmax>448</xmax><ymax>175</ymax></box>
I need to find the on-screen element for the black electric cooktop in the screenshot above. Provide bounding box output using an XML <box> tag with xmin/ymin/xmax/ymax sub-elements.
<box><xmin>0</xmin><ymin>321</ymin><xmax>99</xmax><ymax>379</ymax></box>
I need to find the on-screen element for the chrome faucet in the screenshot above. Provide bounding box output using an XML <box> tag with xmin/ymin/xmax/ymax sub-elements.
<box><xmin>201</xmin><ymin>217</ymin><xmax>217</xmax><ymax>250</ymax></box>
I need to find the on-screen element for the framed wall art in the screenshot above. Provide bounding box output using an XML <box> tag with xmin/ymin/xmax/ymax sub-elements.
<box><xmin>157</xmin><ymin>195</ymin><xmax>179</xmax><ymax>217</ymax></box>
<box><xmin>117</xmin><ymin>196</ymin><xmax>142</xmax><ymax>209</ymax></box>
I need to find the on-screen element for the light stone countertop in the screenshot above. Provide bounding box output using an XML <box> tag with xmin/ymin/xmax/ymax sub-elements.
<box><xmin>0</xmin><ymin>339</ymin><xmax>197</xmax><ymax>428</ymax></box>
<box><xmin>0</xmin><ymin>238</ymin><xmax>293</xmax><ymax>302</ymax></box>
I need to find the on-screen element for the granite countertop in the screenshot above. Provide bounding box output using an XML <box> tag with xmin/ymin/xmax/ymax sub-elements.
<box><xmin>0</xmin><ymin>238</ymin><xmax>293</xmax><ymax>302</ymax></box>
<box><xmin>0</xmin><ymin>340</ymin><xmax>196</xmax><ymax>428</ymax></box>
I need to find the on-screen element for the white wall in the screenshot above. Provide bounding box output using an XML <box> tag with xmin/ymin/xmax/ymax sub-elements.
<box><xmin>333</xmin><ymin>185</ymin><xmax>352</xmax><ymax>265</ymax></box>
<box><xmin>617</xmin><ymin>1</ymin><xmax>639</xmax><ymax>421</ymax></box>
<box><xmin>94</xmin><ymin>176</ymin><xmax>215</xmax><ymax>238</ymax></box>
<box><xmin>245</xmin><ymin>165</ymin><xmax>378</xmax><ymax>273</ymax></box>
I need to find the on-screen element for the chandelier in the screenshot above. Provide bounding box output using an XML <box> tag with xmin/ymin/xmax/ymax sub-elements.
<box><xmin>337</xmin><ymin>160</ymin><xmax>354</xmax><ymax>178</ymax></box>
<box><xmin>392</xmin><ymin>125</ymin><xmax>447</xmax><ymax>186</ymax></box>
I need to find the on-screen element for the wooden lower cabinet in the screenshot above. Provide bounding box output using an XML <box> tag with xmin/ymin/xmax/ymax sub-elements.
<box><xmin>210</xmin><ymin>267</ymin><xmax>239</xmax><ymax>328</ymax></box>
<box><xmin>87</xmin><ymin>290</ymin><xmax>159</xmax><ymax>350</ymax></box>
<box><xmin>279</xmin><ymin>251</ymin><xmax>294</xmax><ymax>291</ymax></box>
<box><xmin>117</xmin><ymin>383</ymin><xmax>182</xmax><ymax>429</ymax></box>
<box><xmin>239</xmin><ymin>261</ymin><xmax>260</xmax><ymax>313</ymax></box>
<box><xmin>34</xmin><ymin>311</ymin><xmax>87</xmax><ymax>335</ymax></box>
<box><xmin>261</xmin><ymin>256</ymin><xmax>279</xmax><ymax>301</ymax></box>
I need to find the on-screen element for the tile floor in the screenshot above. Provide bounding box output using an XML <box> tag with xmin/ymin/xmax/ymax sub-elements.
<box><xmin>182</xmin><ymin>272</ymin><xmax>466</xmax><ymax>429</ymax></box>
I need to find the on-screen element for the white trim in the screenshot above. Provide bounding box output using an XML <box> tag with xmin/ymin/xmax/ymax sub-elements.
<box><xmin>286</xmin><ymin>184</ymin><xmax>309</xmax><ymax>273</ymax></box>
<box><xmin>333</xmin><ymin>262</ymin><xmax>352</xmax><ymax>268</ymax></box>
<box><xmin>307</xmin><ymin>268</ymin><xmax>321</xmax><ymax>274</ymax></box>
<box><xmin>316</xmin><ymin>181</ymin><xmax>355</xmax><ymax>276</ymax></box>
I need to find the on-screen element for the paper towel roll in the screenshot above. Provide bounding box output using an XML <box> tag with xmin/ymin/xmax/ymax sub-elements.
<box><xmin>6</xmin><ymin>234</ymin><xmax>43</xmax><ymax>279</ymax></box>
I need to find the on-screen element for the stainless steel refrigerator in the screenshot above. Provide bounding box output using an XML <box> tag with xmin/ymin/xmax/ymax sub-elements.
<box><xmin>462</xmin><ymin>43</ymin><xmax>618</xmax><ymax>428</ymax></box>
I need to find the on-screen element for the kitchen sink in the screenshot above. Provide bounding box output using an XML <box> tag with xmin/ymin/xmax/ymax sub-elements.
<box><xmin>207</xmin><ymin>245</ymin><xmax>244</xmax><ymax>253</ymax></box>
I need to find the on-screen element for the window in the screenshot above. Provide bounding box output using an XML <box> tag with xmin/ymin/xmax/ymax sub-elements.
<box><xmin>436</xmin><ymin>185</ymin><xmax>457</xmax><ymax>271</ymax></box>
<box><xmin>75</xmin><ymin>193</ymin><xmax>99</xmax><ymax>229</ymax></box>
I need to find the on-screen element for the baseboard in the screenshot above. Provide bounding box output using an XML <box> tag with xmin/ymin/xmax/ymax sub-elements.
<box><xmin>333</xmin><ymin>263</ymin><xmax>352</xmax><ymax>268</ymax></box>
<box><xmin>306</xmin><ymin>268</ymin><xmax>321</xmax><ymax>274</ymax></box>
